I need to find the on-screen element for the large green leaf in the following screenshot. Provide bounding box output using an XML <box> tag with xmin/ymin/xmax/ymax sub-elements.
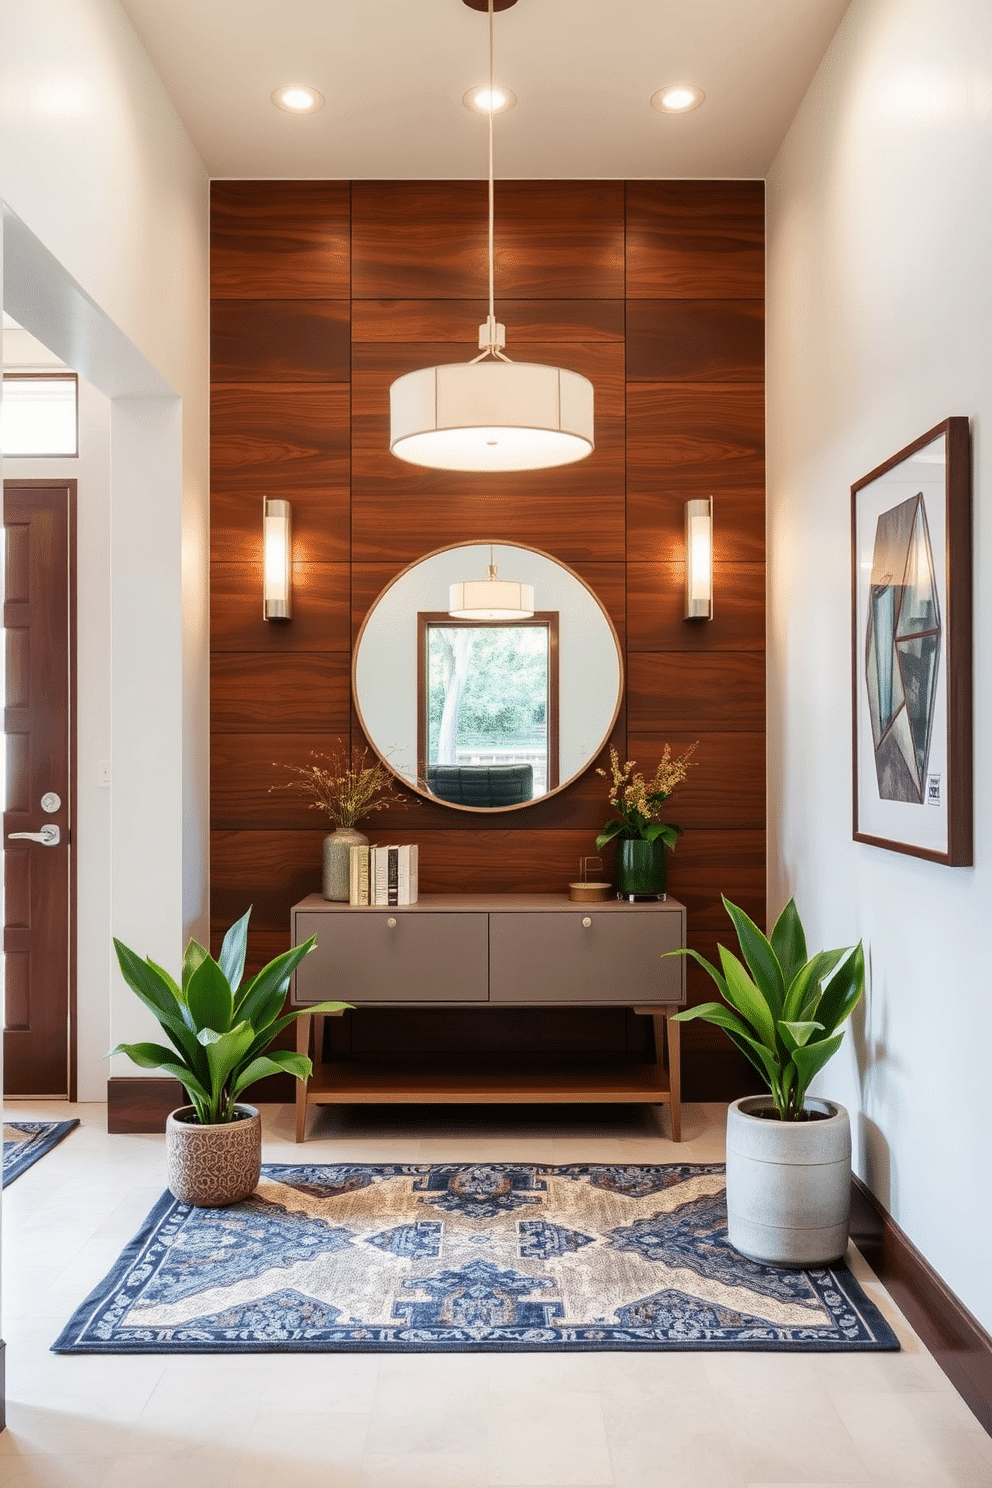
<box><xmin>145</xmin><ymin>957</ymin><xmax>184</xmax><ymax>1006</ymax></box>
<box><xmin>236</xmin><ymin>1000</ymin><xmax>352</xmax><ymax>1069</ymax></box>
<box><xmin>791</xmin><ymin>1030</ymin><xmax>846</xmax><ymax>1107</ymax></box>
<box><xmin>234</xmin><ymin>939</ymin><xmax>317</xmax><ymax>1015</ymax></box>
<box><xmin>769</xmin><ymin>899</ymin><xmax>808</xmax><ymax>988</ymax></box>
<box><xmin>722</xmin><ymin>897</ymin><xmax>786</xmax><ymax>1019</ymax></box>
<box><xmin>815</xmin><ymin>942</ymin><xmax>865</xmax><ymax>1037</ymax></box>
<box><xmin>186</xmin><ymin>954</ymin><xmax>235</xmax><ymax>1035</ymax></box>
<box><xmin>781</xmin><ymin>948</ymin><xmax>846</xmax><ymax>1023</ymax></box>
<box><xmin>113</xmin><ymin>941</ymin><xmax>181</xmax><ymax>1022</ymax></box>
<box><xmin>663</xmin><ymin>947</ymin><xmax>729</xmax><ymax>1002</ymax></box>
<box><xmin>671</xmin><ymin>1001</ymin><xmax>753</xmax><ymax>1036</ymax></box>
<box><xmin>594</xmin><ymin>819</ymin><xmax>626</xmax><ymax>850</ymax></box>
<box><xmin>777</xmin><ymin>1019</ymin><xmax>824</xmax><ymax>1053</ymax></box>
<box><xmin>218</xmin><ymin>907</ymin><xmax>251</xmax><ymax>995</ymax></box>
<box><xmin>236</xmin><ymin>978</ymin><xmax>292</xmax><ymax>1038</ymax></box>
<box><xmin>230</xmin><ymin>1049</ymin><xmax>313</xmax><ymax>1101</ymax></box>
<box><xmin>200</xmin><ymin>1023</ymin><xmax>255</xmax><ymax>1104</ymax></box>
<box><xmin>717</xmin><ymin>946</ymin><xmax>777</xmax><ymax>1050</ymax></box>
<box><xmin>112</xmin><ymin>942</ymin><xmax>209</xmax><ymax>1078</ymax></box>
<box><xmin>182</xmin><ymin>939</ymin><xmax>210</xmax><ymax>997</ymax></box>
<box><xmin>108</xmin><ymin>1042</ymin><xmax>211</xmax><ymax>1107</ymax></box>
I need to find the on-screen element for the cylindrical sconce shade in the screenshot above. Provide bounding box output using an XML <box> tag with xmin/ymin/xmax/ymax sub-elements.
<box><xmin>685</xmin><ymin>497</ymin><xmax>713</xmax><ymax>620</ymax></box>
<box><xmin>263</xmin><ymin>498</ymin><xmax>292</xmax><ymax>620</ymax></box>
<box><xmin>390</xmin><ymin>360</ymin><xmax>594</xmax><ymax>473</ymax></box>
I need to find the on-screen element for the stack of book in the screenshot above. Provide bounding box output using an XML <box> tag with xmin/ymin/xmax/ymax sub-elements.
<box><xmin>348</xmin><ymin>844</ymin><xmax>419</xmax><ymax>906</ymax></box>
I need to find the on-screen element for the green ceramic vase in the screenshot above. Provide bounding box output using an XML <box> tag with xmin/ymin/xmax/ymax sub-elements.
<box><xmin>616</xmin><ymin>838</ymin><xmax>667</xmax><ymax>900</ymax></box>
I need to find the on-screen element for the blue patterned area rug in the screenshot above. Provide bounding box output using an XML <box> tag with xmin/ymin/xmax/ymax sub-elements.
<box><xmin>3</xmin><ymin>1119</ymin><xmax>79</xmax><ymax>1188</ymax></box>
<box><xmin>52</xmin><ymin>1162</ymin><xmax>899</xmax><ymax>1354</ymax></box>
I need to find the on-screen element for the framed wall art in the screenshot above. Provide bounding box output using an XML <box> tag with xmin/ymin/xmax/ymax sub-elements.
<box><xmin>851</xmin><ymin>417</ymin><xmax>972</xmax><ymax>864</ymax></box>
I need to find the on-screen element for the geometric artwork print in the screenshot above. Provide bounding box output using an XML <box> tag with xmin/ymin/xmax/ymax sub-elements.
<box><xmin>865</xmin><ymin>492</ymin><xmax>941</xmax><ymax>803</ymax></box>
<box><xmin>51</xmin><ymin>1163</ymin><xmax>899</xmax><ymax>1355</ymax></box>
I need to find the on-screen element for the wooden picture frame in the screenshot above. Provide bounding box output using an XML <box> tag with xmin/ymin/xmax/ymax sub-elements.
<box><xmin>851</xmin><ymin>417</ymin><xmax>972</xmax><ymax>864</ymax></box>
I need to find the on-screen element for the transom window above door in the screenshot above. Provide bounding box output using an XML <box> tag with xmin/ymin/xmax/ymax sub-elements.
<box><xmin>1</xmin><ymin>374</ymin><xmax>78</xmax><ymax>457</ymax></box>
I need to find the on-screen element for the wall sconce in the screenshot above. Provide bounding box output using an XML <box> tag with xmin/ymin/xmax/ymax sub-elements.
<box><xmin>684</xmin><ymin>497</ymin><xmax>713</xmax><ymax>620</ymax></box>
<box><xmin>263</xmin><ymin>497</ymin><xmax>292</xmax><ymax>620</ymax></box>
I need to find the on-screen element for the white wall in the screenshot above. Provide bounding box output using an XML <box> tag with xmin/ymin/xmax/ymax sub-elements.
<box><xmin>767</xmin><ymin>0</ymin><xmax>992</xmax><ymax>1328</ymax></box>
<box><xmin>0</xmin><ymin>0</ymin><xmax>210</xmax><ymax>1073</ymax></box>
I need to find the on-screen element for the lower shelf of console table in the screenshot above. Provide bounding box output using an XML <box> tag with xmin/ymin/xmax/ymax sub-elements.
<box><xmin>293</xmin><ymin>1006</ymin><xmax>682</xmax><ymax>1143</ymax></box>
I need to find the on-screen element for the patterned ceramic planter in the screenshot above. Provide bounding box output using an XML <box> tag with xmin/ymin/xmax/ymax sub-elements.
<box><xmin>322</xmin><ymin>826</ymin><xmax>369</xmax><ymax>901</ymax></box>
<box><xmin>165</xmin><ymin>1104</ymin><xmax>261</xmax><ymax>1207</ymax></box>
<box><xmin>726</xmin><ymin>1095</ymin><xmax>852</xmax><ymax>1266</ymax></box>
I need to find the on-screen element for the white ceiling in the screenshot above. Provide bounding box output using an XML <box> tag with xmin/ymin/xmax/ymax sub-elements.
<box><xmin>119</xmin><ymin>0</ymin><xmax>851</xmax><ymax>180</ymax></box>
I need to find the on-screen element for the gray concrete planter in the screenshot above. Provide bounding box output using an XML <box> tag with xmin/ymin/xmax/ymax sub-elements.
<box><xmin>725</xmin><ymin>1095</ymin><xmax>851</xmax><ymax>1266</ymax></box>
<box><xmin>165</xmin><ymin>1104</ymin><xmax>261</xmax><ymax>1207</ymax></box>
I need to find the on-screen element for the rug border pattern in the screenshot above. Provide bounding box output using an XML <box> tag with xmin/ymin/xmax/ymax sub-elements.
<box><xmin>2</xmin><ymin>1119</ymin><xmax>79</xmax><ymax>1188</ymax></box>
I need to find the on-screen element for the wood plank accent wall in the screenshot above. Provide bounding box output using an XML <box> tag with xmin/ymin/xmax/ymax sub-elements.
<box><xmin>210</xmin><ymin>179</ymin><xmax>765</xmax><ymax>1097</ymax></box>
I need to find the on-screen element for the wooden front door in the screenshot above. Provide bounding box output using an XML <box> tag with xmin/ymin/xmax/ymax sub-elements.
<box><xmin>3</xmin><ymin>481</ymin><xmax>75</xmax><ymax>1097</ymax></box>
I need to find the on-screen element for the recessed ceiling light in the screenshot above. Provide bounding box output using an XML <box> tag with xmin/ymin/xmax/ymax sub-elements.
<box><xmin>271</xmin><ymin>84</ymin><xmax>324</xmax><ymax>114</ymax></box>
<box><xmin>463</xmin><ymin>85</ymin><xmax>517</xmax><ymax>114</ymax></box>
<box><xmin>651</xmin><ymin>84</ymin><xmax>705</xmax><ymax>114</ymax></box>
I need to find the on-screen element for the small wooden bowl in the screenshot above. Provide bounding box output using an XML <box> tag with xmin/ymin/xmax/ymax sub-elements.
<box><xmin>568</xmin><ymin>881</ymin><xmax>613</xmax><ymax>902</ymax></box>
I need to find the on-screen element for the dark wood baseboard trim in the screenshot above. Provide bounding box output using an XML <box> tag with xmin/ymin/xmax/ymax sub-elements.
<box><xmin>850</xmin><ymin>1175</ymin><xmax>992</xmax><ymax>1436</ymax></box>
<box><xmin>107</xmin><ymin>1076</ymin><xmax>184</xmax><ymax>1133</ymax></box>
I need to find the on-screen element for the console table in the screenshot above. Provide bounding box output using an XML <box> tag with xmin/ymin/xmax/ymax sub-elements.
<box><xmin>289</xmin><ymin>893</ymin><xmax>686</xmax><ymax>1142</ymax></box>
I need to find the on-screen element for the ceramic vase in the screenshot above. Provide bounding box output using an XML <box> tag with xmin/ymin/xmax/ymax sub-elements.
<box><xmin>616</xmin><ymin>838</ymin><xmax>667</xmax><ymax>900</ymax></box>
<box><xmin>165</xmin><ymin>1104</ymin><xmax>262</xmax><ymax>1207</ymax></box>
<box><xmin>322</xmin><ymin>826</ymin><xmax>368</xmax><ymax>901</ymax></box>
<box><xmin>725</xmin><ymin>1095</ymin><xmax>852</xmax><ymax>1266</ymax></box>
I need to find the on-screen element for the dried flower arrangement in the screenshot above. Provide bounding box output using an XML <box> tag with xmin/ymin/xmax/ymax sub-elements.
<box><xmin>594</xmin><ymin>742</ymin><xmax>697</xmax><ymax>851</ymax></box>
<box><xmin>271</xmin><ymin>746</ymin><xmax>407</xmax><ymax>828</ymax></box>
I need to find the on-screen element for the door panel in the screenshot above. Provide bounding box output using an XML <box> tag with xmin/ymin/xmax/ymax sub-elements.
<box><xmin>3</xmin><ymin>481</ymin><xmax>74</xmax><ymax>1096</ymax></box>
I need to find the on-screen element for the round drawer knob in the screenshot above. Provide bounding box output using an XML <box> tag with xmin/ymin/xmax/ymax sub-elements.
<box><xmin>387</xmin><ymin>917</ymin><xmax>397</xmax><ymax>928</ymax></box>
<box><xmin>582</xmin><ymin>916</ymin><xmax>592</xmax><ymax>928</ymax></box>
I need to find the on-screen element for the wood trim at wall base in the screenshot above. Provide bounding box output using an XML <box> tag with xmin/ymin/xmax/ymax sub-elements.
<box><xmin>850</xmin><ymin>1175</ymin><xmax>992</xmax><ymax>1436</ymax></box>
<box><xmin>107</xmin><ymin>1077</ymin><xmax>184</xmax><ymax>1133</ymax></box>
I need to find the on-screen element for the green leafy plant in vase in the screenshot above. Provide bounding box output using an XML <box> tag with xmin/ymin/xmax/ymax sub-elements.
<box><xmin>595</xmin><ymin>743</ymin><xmax>697</xmax><ymax>899</ymax></box>
<box><xmin>668</xmin><ymin>895</ymin><xmax>866</xmax><ymax>1265</ymax></box>
<box><xmin>111</xmin><ymin>907</ymin><xmax>349</xmax><ymax>1205</ymax></box>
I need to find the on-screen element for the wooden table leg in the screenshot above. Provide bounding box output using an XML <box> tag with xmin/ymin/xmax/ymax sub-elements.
<box><xmin>665</xmin><ymin>1007</ymin><xmax>682</xmax><ymax>1142</ymax></box>
<box><xmin>295</xmin><ymin>1014</ymin><xmax>312</xmax><ymax>1143</ymax></box>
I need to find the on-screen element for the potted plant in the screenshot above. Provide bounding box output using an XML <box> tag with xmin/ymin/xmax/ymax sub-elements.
<box><xmin>670</xmin><ymin>896</ymin><xmax>865</xmax><ymax>1266</ymax></box>
<box><xmin>111</xmin><ymin>908</ymin><xmax>349</xmax><ymax>1207</ymax></box>
<box><xmin>595</xmin><ymin>743</ymin><xmax>697</xmax><ymax>900</ymax></box>
<box><xmin>272</xmin><ymin>745</ymin><xmax>407</xmax><ymax>901</ymax></box>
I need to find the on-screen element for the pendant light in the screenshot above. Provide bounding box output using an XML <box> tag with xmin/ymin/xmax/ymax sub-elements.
<box><xmin>449</xmin><ymin>546</ymin><xmax>535</xmax><ymax>619</ymax></box>
<box><xmin>389</xmin><ymin>0</ymin><xmax>594</xmax><ymax>473</ymax></box>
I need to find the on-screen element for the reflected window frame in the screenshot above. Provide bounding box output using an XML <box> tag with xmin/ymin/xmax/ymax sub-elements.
<box><xmin>416</xmin><ymin>610</ymin><xmax>561</xmax><ymax>798</ymax></box>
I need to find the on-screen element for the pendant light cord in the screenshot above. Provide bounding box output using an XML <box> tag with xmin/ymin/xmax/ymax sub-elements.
<box><xmin>472</xmin><ymin>0</ymin><xmax>510</xmax><ymax>363</ymax></box>
<box><xmin>488</xmin><ymin>0</ymin><xmax>495</xmax><ymax>328</ymax></box>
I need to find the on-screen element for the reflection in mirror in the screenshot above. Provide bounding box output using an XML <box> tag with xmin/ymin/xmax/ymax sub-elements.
<box><xmin>353</xmin><ymin>543</ymin><xmax>623</xmax><ymax>813</ymax></box>
<box><xmin>418</xmin><ymin>614</ymin><xmax>560</xmax><ymax>800</ymax></box>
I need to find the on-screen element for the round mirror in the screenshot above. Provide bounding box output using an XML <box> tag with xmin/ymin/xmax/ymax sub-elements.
<box><xmin>354</xmin><ymin>542</ymin><xmax>623</xmax><ymax>812</ymax></box>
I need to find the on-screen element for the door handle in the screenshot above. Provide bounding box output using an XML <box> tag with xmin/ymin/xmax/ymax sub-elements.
<box><xmin>7</xmin><ymin>824</ymin><xmax>61</xmax><ymax>846</ymax></box>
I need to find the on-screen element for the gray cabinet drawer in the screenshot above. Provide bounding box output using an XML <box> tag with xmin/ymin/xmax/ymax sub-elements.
<box><xmin>293</xmin><ymin>910</ymin><xmax>489</xmax><ymax>1004</ymax></box>
<box><xmin>489</xmin><ymin>911</ymin><xmax>684</xmax><ymax>1004</ymax></box>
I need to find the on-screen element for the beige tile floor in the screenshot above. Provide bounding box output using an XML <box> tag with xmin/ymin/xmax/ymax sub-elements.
<box><xmin>2</xmin><ymin>1098</ymin><xmax>991</xmax><ymax>1488</ymax></box>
